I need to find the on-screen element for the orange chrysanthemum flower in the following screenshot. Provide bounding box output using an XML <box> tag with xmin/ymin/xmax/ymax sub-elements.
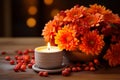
<box><xmin>55</xmin><ymin>26</ymin><xmax>79</xmax><ymax>51</ymax></box>
<box><xmin>84</xmin><ymin>13</ymin><xmax>103</xmax><ymax>27</ymax></box>
<box><xmin>88</xmin><ymin>4</ymin><xmax>120</xmax><ymax>24</ymax></box>
<box><xmin>104</xmin><ymin>43</ymin><xmax>120</xmax><ymax>67</ymax></box>
<box><xmin>104</xmin><ymin>13</ymin><xmax>120</xmax><ymax>24</ymax></box>
<box><xmin>42</xmin><ymin>20</ymin><xmax>61</xmax><ymax>45</ymax></box>
<box><xmin>79</xmin><ymin>31</ymin><xmax>104</xmax><ymax>55</ymax></box>
<box><xmin>88</xmin><ymin>4</ymin><xmax>111</xmax><ymax>15</ymax></box>
<box><xmin>64</xmin><ymin>5</ymin><xmax>86</xmax><ymax>22</ymax></box>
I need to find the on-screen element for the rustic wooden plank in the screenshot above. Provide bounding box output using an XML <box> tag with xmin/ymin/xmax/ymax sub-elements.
<box><xmin>0</xmin><ymin>37</ymin><xmax>120</xmax><ymax>80</ymax></box>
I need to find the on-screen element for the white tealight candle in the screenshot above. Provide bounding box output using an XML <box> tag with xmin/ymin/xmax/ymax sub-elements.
<box><xmin>34</xmin><ymin>42</ymin><xmax>63</xmax><ymax>69</ymax></box>
<box><xmin>35</xmin><ymin>46</ymin><xmax>61</xmax><ymax>53</ymax></box>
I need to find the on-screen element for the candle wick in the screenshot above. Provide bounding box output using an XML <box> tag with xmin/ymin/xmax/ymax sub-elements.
<box><xmin>48</xmin><ymin>48</ymin><xmax>50</xmax><ymax>50</ymax></box>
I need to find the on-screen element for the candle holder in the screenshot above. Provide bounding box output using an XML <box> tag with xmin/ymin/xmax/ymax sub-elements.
<box><xmin>32</xmin><ymin>46</ymin><xmax>66</xmax><ymax>73</ymax></box>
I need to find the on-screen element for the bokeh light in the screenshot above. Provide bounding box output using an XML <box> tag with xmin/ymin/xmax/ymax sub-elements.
<box><xmin>28</xmin><ymin>6</ymin><xmax>37</xmax><ymax>15</ymax></box>
<box><xmin>26</xmin><ymin>17</ymin><xmax>37</xmax><ymax>28</ymax></box>
<box><xmin>44</xmin><ymin>0</ymin><xmax>53</xmax><ymax>5</ymax></box>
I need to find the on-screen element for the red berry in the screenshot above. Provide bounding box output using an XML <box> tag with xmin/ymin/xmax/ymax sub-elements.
<box><xmin>22</xmin><ymin>62</ymin><xmax>27</xmax><ymax>65</ymax></box>
<box><xmin>21</xmin><ymin>60</ymin><xmax>25</xmax><ymax>63</ymax></box>
<box><xmin>76</xmin><ymin>67</ymin><xmax>82</xmax><ymax>71</ymax></box>
<box><xmin>88</xmin><ymin>62</ymin><xmax>94</xmax><ymax>67</ymax></box>
<box><xmin>16</xmin><ymin>60</ymin><xmax>21</xmax><ymax>64</ymax></box>
<box><xmin>20</xmin><ymin>64</ymin><xmax>26</xmax><ymax>71</ymax></box>
<box><xmin>28</xmin><ymin>64</ymin><xmax>33</xmax><ymax>69</ymax></box>
<box><xmin>17</xmin><ymin>50</ymin><xmax>23</xmax><ymax>55</ymax></box>
<box><xmin>1</xmin><ymin>51</ymin><xmax>6</xmax><ymax>55</ymax></box>
<box><xmin>23</xmin><ymin>50</ymin><xmax>29</xmax><ymax>55</ymax></box>
<box><xmin>14</xmin><ymin>55</ymin><xmax>19</xmax><ymax>60</ymax></box>
<box><xmin>64</xmin><ymin>67</ymin><xmax>71</xmax><ymax>72</ymax></box>
<box><xmin>38</xmin><ymin>71</ymin><xmax>43</xmax><ymax>76</ymax></box>
<box><xmin>90</xmin><ymin>66</ymin><xmax>96</xmax><ymax>71</ymax></box>
<box><xmin>72</xmin><ymin>67</ymin><xmax>77</xmax><ymax>72</ymax></box>
<box><xmin>14</xmin><ymin>64</ymin><xmax>21</xmax><ymax>72</ymax></box>
<box><xmin>17</xmin><ymin>56</ymin><xmax>23</xmax><ymax>60</ymax></box>
<box><xmin>10</xmin><ymin>60</ymin><xmax>15</xmax><ymax>65</ymax></box>
<box><xmin>14</xmin><ymin>66</ymin><xmax>19</xmax><ymax>72</ymax></box>
<box><xmin>84</xmin><ymin>66</ymin><xmax>90</xmax><ymax>71</ymax></box>
<box><xmin>5</xmin><ymin>56</ymin><xmax>11</xmax><ymax>61</ymax></box>
<box><xmin>43</xmin><ymin>71</ymin><xmax>48</xmax><ymax>77</ymax></box>
<box><xmin>62</xmin><ymin>70</ymin><xmax>70</xmax><ymax>76</ymax></box>
<box><xmin>94</xmin><ymin>59</ymin><xmax>99</xmax><ymax>65</ymax></box>
<box><xmin>31</xmin><ymin>55</ymin><xmax>35</xmax><ymax>59</ymax></box>
<box><xmin>17</xmin><ymin>63</ymin><xmax>22</xmax><ymax>67</ymax></box>
<box><xmin>28</xmin><ymin>49</ymin><xmax>34</xmax><ymax>53</ymax></box>
<box><xmin>30</xmin><ymin>59</ymin><xmax>35</xmax><ymax>65</ymax></box>
<box><xmin>22</xmin><ymin>55</ymin><xmax>30</xmax><ymax>63</ymax></box>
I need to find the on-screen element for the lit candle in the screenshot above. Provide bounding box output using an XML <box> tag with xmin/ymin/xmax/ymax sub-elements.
<box><xmin>34</xmin><ymin>42</ymin><xmax>63</xmax><ymax>69</ymax></box>
<box><xmin>47</xmin><ymin>42</ymin><xmax>50</xmax><ymax>50</ymax></box>
<box><xmin>35</xmin><ymin>42</ymin><xmax>61</xmax><ymax>53</ymax></box>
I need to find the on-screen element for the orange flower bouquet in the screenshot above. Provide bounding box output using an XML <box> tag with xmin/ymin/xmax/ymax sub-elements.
<box><xmin>42</xmin><ymin>4</ymin><xmax>120</xmax><ymax>67</ymax></box>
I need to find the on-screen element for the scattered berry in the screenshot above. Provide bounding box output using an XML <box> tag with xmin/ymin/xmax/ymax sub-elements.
<box><xmin>62</xmin><ymin>70</ymin><xmax>70</xmax><ymax>76</ymax></box>
<box><xmin>10</xmin><ymin>60</ymin><xmax>15</xmax><ymax>65</ymax></box>
<box><xmin>38</xmin><ymin>71</ymin><xmax>43</xmax><ymax>76</ymax></box>
<box><xmin>20</xmin><ymin>64</ymin><xmax>26</xmax><ymax>71</ymax></box>
<box><xmin>72</xmin><ymin>67</ymin><xmax>77</xmax><ymax>72</ymax></box>
<box><xmin>88</xmin><ymin>62</ymin><xmax>94</xmax><ymax>67</ymax></box>
<box><xmin>31</xmin><ymin>55</ymin><xmax>35</xmax><ymax>59</ymax></box>
<box><xmin>14</xmin><ymin>55</ymin><xmax>19</xmax><ymax>60</ymax></box>
<box><xmin>38</xmin><ymin>71</ymin><xmax>48</xmax><ymax>77</ymax></box>
<box><xmin>30</xmin><ymin>59</ymin><xmax>35</xmax><ymax>65</ymax></box>
<box><xmin>16</xmin><ymin>60</ymin><xmax>21</xmax><ymax>64</ymax></box>
<box><xmin>42</xmin><ymin>71</ymin><xmax>48</xmax><ymax>77</ymax></box>
<box><xmin>28</xmin><ymin>64</ymin><xmax>33</xmax><ymax>69</ymax></box>
<box><xmin>76</xmin><ymin>67</ymin><xmax>82</xmax><ymax>71</ymax></box>
<box><xmin>17</xmin><ymin>56</ymin><xmax>23</xmax><ymax>60</ymax></box>
<box><xmin>64</xmin><ymin>67</ymin><xmax>71</xmax><ymax>72</ymax></box>
<box><xmin>23</xmin><ymin>50</ymin><xmax>29</xmax><ymax>55</ymax></box>
<box><xmin>14</xmin><ymin>64</ymin><xmax>21</xmax><ymax>72</ymax></box>
<box><xmin>84</xmin><ymin>66</ymin><xmax>90</xmax><ymax>71</ymax></box>
<box><xmin>17</xmin><ymin>50</ymin><xmax>23</xmax><ymax>55</ymax></box>
<box><xmin>90</xmin><ymin>66</ymin><xmax>96</xmax><ymax>71</ymax></box>
<box><xmin>14</xmin><ymin>66</ymin><xmax>19</xmax><ymax>72</ymax></box>
<box><xmin>22</xmin><ymin>55</ymin><xmax>30</xmax><ymax>63</ymax></box>
<box><xmin>28</xmin><ymin>49</ymin><xmax>34</xmax><ymax>53</ymax></box>
<box><xmin>5</xmin><ymin>56</ymin><xmax>11</xmax><ymax>61</ymax></box>
<box><xmin>1</xmin><ymin>51</ymin><xmax>6</xmax><ymax>55</ymax></box>
<box><xmin>94</xmin><ymin>59</ymin><xmax>99</xmax><ymax>65</ymax></box>
<box><xmin>17</xmin><ymin>63</ymin><xmax>22</xmax><ymax>67</ymax></box>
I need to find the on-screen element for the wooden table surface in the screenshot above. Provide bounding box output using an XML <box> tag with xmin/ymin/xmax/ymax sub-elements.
<box><xmin>0</xmin><ymin>37</ymin><xmax>120</xmax><ymax>80</ymax></box>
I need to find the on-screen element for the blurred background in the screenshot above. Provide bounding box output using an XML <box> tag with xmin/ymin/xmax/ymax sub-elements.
<box><xmin>0</xmin><ymin>0</ymin><xmax>120</xmax><ymax>37</ymax></box>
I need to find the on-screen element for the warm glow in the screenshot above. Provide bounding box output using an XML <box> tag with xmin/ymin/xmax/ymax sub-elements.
<box><xmin>26</xmin><ymin>18</ymin><xmax>36</xmax><ymax>28</ymax></box>
<box><xmin>51</xmin><ymin>9</ymin><xmax>59</xmax><ymax>18</ymax></box>
<box><xmin>28</xmin><ymin>6</ymin><xmax>37</xmax><ymax>15</ymax></box>
<box><xmin>44</xmin><ymin>0</ymin><xmax>53</xmax><ymax>5</ymax></box>
<box><xmin>47</xmin><ymin>42</ymin><xmax>51</xmax><ymax>50</ymax></box>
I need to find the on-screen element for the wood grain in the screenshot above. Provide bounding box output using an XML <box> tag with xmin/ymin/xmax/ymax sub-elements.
<box><xmin>0</xmin><ymin>37</ymin><xmax>120</xmax><ymax>80</ymax></box>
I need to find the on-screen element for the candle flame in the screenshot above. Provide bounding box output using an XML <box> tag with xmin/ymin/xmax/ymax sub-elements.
<box><xmin>47</xmin><ymin>42</ymin><xmax>51</xmax><ymax>50</ymax></box>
